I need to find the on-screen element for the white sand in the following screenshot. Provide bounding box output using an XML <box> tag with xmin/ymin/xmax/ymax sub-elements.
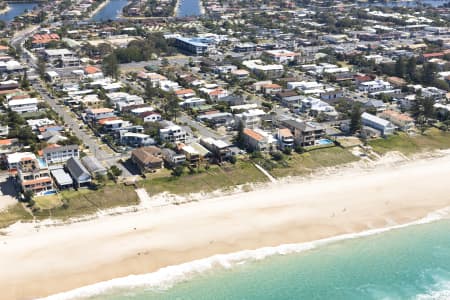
<box><xmin>1</xmin><ymin>153</ymin><xmax>450</xmax><ymax>299</ymax></box>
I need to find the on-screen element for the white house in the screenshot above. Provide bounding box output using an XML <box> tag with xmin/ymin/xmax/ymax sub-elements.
<box><xmin>264</xmin><ymin>49</ymin><xmax>300</xmax><ymax>64</ymax></box>
<box><xmin>235</xmin><ymin>109</ymin><xmax>266</xmax><ymax>129</ymax></box>
<box><xmin>361</xmin><ymin>112</ymin><xmax>395</xmax><ymax>136</ymax></box>
<box><xmin>358</xmin><ymin>80</ymin><xmax>392</xmax><ymax>93</ymax></box>
<box><xmin>159</xmin><ymin>123</ymin><xmax>187</xmax><ymax>143</ymax></box>
<box><xmin>43</xmin><ymin>144</ymin><xmax>79</xmax><ymax>165</ymax></box>
<box><xmin>8</xmin><ymin>98</ymin><xmax>39</xmax><ymax>114</ymax></box>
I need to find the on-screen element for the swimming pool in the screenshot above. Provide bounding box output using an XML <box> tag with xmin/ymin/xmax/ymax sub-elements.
<box><xmin>316</xmin><ymin>139</ymin><xmax>334</xmax><ymax>145</ymax></box>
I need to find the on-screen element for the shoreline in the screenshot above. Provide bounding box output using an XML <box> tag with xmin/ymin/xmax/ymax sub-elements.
<box><xmin>2</xmin><ymin>151</ymin><xmax>450</xmax><ymax>299</ymax></box>
<box><xmin>0</xmin><ymin>4</ymin><xmax>10</xmax><ymax>15</ymax></box>
<box><xmin>89</xmin><ymin>0</ymin><xmax>110</xmax><ymax>19</ymax></box>
<box><xmin>40</xmin><ymin>206</ymin><xmax>450</xmax><ymax>300</ymax></box>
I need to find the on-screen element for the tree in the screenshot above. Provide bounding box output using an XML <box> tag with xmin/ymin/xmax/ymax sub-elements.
<box><xmin>23</xmin><ymin>190</ymin><xmax>34</xmax><ymax>202</ymax></box>
<box><xmin>411</xmin><ymin>97</ymin><xmax>435</xmax><ymax>134</ymax></box>
<box><xmin>234</xmin><ymin>120</ymin><xmax>245</xmax><ymax>148</ymax></box>
<box><xmin>406</xmin><ymin>56</ymin><xmax>417</xmax><ymax>82</ymax></box>
<box><xmin>350</xmin><ymin>105</ymin><xmax>362</xmax><ymax>134</ymax></box>
<box><xmin>102</xmin><ymin>54</ymin><xmax>119</xmax><ymax>79</ymax></box>
<box><xmin>162</xmin><ymin>93</ymin><xmax>179</xmax><ymax>121</ymax></box>
<box><xmin>20</xmin><ymin>72</ymin><xmax>30</xmax><ymax>90</ymax></box>
<box><xmin>395</xmin><ymin>56</ymin><xmax>406</xmax><ymax>78</ymax></box>
<box><xmin>145</xmin><ymin>81</ymin><xmax>159</xmax><ymax>100</ymax></box>
<box><xmin>110</xmin><ymin>165</ymin><xmax>122</xmax><ymax>177</ymax></box>
<box><xmin>37</xmin><ymin>57</ymin><xmax>46</xmax><ymax>78</ymax></box>
<box><xmin>171</xmin><ymin>165</ymin><xmax>184</xmax><ymax>177</ymax></box>
<box><xmin>422</xmin><ymin>63</ymin><xmax>437</xmax><ymax>85</ymax></box>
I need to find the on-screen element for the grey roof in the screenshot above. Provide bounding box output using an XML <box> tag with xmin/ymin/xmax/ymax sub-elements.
<box><xmin>282</xmin><ymin>119</ymin><xmax>325</xmax><ymax>132</ymax></box>
<box><xmin>81</xmin><ymin>156</ymin><xmax>107</xmax><ymax>176</ymax></box>
<box><xmin>43</xmin><ymin>144</ymin><xmax>78</xmax><ymax>154</ymax></box>
<box><xmin>66</xmin><ymin>157</ymin><xmax>91</xmax><ymax>182</ymax></box>
<box><xmin>365</xmin><ymin>99</ymin><xmax>385</xmax><ymax>108</ymax></box>
<box><xmin>51</xmin><ymin>168</ymin><xmax>73</xmax><ymax>186</ymax></box>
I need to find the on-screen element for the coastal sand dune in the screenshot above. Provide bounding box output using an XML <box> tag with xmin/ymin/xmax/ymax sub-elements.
<box><xmin>1</xmin><ymin>154</ymin><xmax>450</xmax><ymax>299</ymax></box>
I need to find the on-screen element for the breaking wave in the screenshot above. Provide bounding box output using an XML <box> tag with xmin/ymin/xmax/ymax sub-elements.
<box><xmin>40</xmin><ymin>207</ymin><xmax>450</xmax><ymax>300</ymax></box>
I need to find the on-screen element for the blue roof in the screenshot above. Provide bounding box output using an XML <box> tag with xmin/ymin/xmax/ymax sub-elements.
<box><xmin>177</xmin><ymin>37</ymin><xmax>214</xmax><ymax>47</ymax></box>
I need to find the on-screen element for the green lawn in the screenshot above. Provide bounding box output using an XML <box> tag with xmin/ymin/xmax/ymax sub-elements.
<box><xmin>270</xmin><ymin>147</ymin><xmax>360</xmax><ymax>178</ymax></box>
<box><xmin>368</xmin><ymin>129</ymin><xmax>450</xmax><ymax>156</ymax></box>
<box><xmin>139</xmin><ymin>161</ymin><xmax>268</xmax><ymax>196</ymax></box>
<box><xmin>33</xmin><ymin>184</ymin><xmax>139</xmax><ymax>220</ymax></box>
<box><xmin>0</xmin><ymin>203</ymin><xmax>32</xmax><ymax>229</ymax></box>
<box><xmin>34</xmin><ymin>194</ymin><xmax>62</xmax><ymax>210</ymax></box>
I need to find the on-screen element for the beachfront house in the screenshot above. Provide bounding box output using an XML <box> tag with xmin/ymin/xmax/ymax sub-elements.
<box><xmin>131</xmin><ymin>147</ymin><xmax>164</xmax><ymax>173</ymax></box>
<box><xmin>281</xmin><ymin>120</ymin><xmax>326</xmax><ymax>147</ymax></box>
<box><xmin>66</xmin><ymin>157</ymin><xmax>92</xmax><ymax>188</ymax></box>
<box><xmin>361</xmin><ymin>112</ymin><xmax>395</xmax><ymax>136</ymax></box>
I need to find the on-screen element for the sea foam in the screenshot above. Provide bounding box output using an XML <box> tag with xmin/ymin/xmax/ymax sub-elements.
<box><xmin>416</xmin><ymin>278</ymin><xmax>450</xmax><ymax>300</ymax></box>
<box><xmin>39</xmin><ymin>206</ymin><xmax>450</xmax><ymax>300</ymax></box>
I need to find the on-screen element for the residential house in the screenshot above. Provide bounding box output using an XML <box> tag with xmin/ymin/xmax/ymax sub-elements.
<box><xmin>242</xmin><ymin>128</ymin><xmax>276</xmax><ymax>152</ymax></box>
<box><xmin>200</xmin><ymin>137</ymin><xmax>232</xmax><ymax>162</ymax></box>
<box><xmin>243</xmin><ymin>60</ymin><xmax>284</xmax><ymax>79</ymax></box>
<box><xmin>361</xmin><ymin>112</ymin><xmax>395</xmax><ymax>136</ymax></box>
<box><xmin>262</xmin><ymin>83</ymin><xmax>282</xmax><ymax>95</ymax></box>
<box><xmin>161</xmin><ymin>148</ymin><xmax>186</xmax><ymax>167</ymax></box>
<box><xmin>181</xmin><ymin>97</ymin><xmax>207</xmax><ymax>109</ymax></box>
<box><xmin>277</xmin><ymin>128</ymin><xmax>294</xmax><ymax>150</ymax></box>
<box><xmin>120</xmin><ymin>132</ymin><xmax>155</xmax><ymax>147</ymax></box>
<box><xmin>100</xmin><ymin>119</ymin><xmax>132</xmax><ymax>132</ymax></box>
<box><xmin>320</xmin><ymin>90</ymin><xmax>344</xmax><ymax>102</ymax></box>
<box><xmin>281</xmin><ymin>120</ymin><xmax>326</xmax><ymax>146</ymax></box>
<box><xmin>31</xmin><ymin>33</ymin><xmax>60</xmax><ymax>49</ymax></box>
<box><xmin>131</xmin><ymin>146</ymin><xmax>164</xmax><ymax>173</ymax></box>
<box><xmin>159</xmin><ymin>123</ymin><xmax>187</xmax><ymax>143</ymax></box>
<box><xmin>180</xmin><ymin>145</ymin><xmax>200</xmax><ymax>167</ymax></box>
<box><xmin>364</xmin><ymin>99</ymin><xmax>387</xmax><ymax>112</ymax></box>
<box><xmin>17</xmin><ymin>156</ymin><xmax>54</xmax><ymax>196</ymax></box>
<box><xmin>379</xmin><ymin>110</ymin><xmax>414</xmax><ymax>132</ymax></box>
<box><xmin>106</xmin><ymin>92</ymin><xmax>145</xmax><ymax>111</ymax></box>
<box><xmin>175</xmin><ymin>88</ymin><xmax>196</xmax><ymax>99</ymax></box>
<box><xmin>81</xmin><ymin>156</ymin><xmax>108</xmax><ymax>178</ymax></box>
<box><xmin>66</xmin><ymin>157</ymin><xmax>92</xmax><ymax>188</ymax></box>
<box><xmin>230</xmin><ymin>69</ymin><xmax>250</xmax><ymax>79</ymax></box>
<box><xmin>358</xmin><ymin>80</ymin><xmax>392</xmax><ymax>93</ymax></box>
<box><xmin>6</xmin><ymin>152</ymin><xmax>36</xmax><ymax>172</ymax></box>
<box><xmin>50</xmin><ymin>167</ymin><xmax>74</xmax><ymax>190</ymax></box>
<box><xmin>43</xmin><ymin>49</ymin><xmax>79</xmax><ymax>67</ymax></box>
<box><xmin>235</xmin><ymin>109</ymin><xmax>266</xmax><ymax>129</ymax></box>
<box><xmin>263</xmin><ymin>49</ymin><xmax>300</xmax><ymax>64</ymax></box>
<box><xmin>197</xmin><ymin>112</ymin><xmax>235</xmax><ymax>128</ymax></box>
<box><xmin>277</xmin><ymin>91</ymin><xmax>302</xmax><ymax>108</ymax></box>
<box><xmin>8</xmin><ymin>98</ymin><xmax>39</xmax><ymax>114</ymax></box>
<box><xmin>140</xmin><ymin>111</ymin><xmax>162</xmax><ymax>123</ymax></box>
<box><xmin>85</xmin><ymin>108</ymin><xmax>115</xmax><ymax>122</ymax></box>
<box><xmin>43</xmin><ymin>144</ymin><xmax>79</xmax><ymax>165</ymax></box>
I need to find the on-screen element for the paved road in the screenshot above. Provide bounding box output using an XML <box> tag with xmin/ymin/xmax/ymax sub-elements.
<box><xmin>30</xmin><ymin>80</ymin><xmax>132</xmax><ymax>176</ymax></box>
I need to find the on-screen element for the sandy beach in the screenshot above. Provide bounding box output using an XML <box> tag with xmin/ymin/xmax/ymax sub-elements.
<box><xmin>1</xmin><ymin>153</ymin><xmax>450</xmax><ymax>299</ymax></box>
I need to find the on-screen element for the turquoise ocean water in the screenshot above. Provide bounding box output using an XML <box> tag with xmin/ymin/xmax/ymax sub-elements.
<box><xmin>45</xmin><ymin>216</ymin><xmax>450</xmax><ymax>300</ymax></box>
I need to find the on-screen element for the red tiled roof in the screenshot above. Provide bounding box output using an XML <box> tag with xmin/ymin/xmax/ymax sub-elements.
<box><xmin>85</xmin><ymin>65</ymin><xmax>101</xmax><ymax>74</ymax></box>
<box><xmin>0</xmin><ymin>139</ymin><xmax>13</xmax><ymax>146</ymax></box>
<box><xmin>175</xmin><ymin>89</ymin><xmax>195</xmax><ymax>95</ymax></box>
<box><xmin>243</xmin><ymin>128</ymin><xmax>264</xmax><ymax>142</ymax></box>
<box><xmin>98</xmin><ymin>117</ymin><xmax>120</xmax><ymax>125</ymax></box>
<box><xmin>31</xmin><ymin>33</ymin><xmax>60</xmax><ymax>45</ymax></box>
